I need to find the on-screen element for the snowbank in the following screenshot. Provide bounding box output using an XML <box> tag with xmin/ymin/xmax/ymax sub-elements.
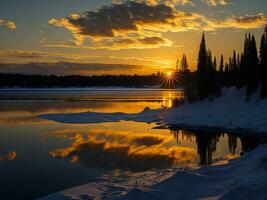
<box><xmin>40</xmin><ymin>87</ymin><xmax>267</xmax><ymax>134</ymax></box>
<box><xmin>39</xmin><ymin>143</ymin><xmax>267</xmax><ymax>200</ymax></box>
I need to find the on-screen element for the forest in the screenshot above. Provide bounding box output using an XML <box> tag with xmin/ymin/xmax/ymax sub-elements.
<box><xmin>0</xmin><ymin>73</ymin><xmax>164</xmax><ymax>88</ymax></box>
<box><xmin>191</xmin><ymin>25</ymin><xmax>267</xmax><ymax>101</ymax></box>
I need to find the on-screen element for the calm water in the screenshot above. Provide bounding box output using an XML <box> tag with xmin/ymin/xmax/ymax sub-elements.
<box><xmin>0</xmin><ymin>89</ymin><xmax>262</xmax><ymax>199</ymax></box>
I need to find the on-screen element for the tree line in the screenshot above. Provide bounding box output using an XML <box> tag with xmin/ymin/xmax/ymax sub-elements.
<box><xmin>193</xmin><ymin>25</ymin><xmax>267</xmax><ymax>101</ymax></box>
<box><xmin>0</xmin><ymin>73</ymin><xmax>166</xmax><ymax>88</ymax></box>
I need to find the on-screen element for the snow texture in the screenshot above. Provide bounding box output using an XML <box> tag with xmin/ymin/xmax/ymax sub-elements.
<box><xmin>39</xmin><ymin>144</ymin><xmax>267</xmax><ymax>200</ymax></box>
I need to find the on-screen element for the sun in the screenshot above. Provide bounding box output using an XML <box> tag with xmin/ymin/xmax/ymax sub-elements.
<box><xmin>160</xmin><ymin>70</ymin><xmax>183</xmax><ymax>88</ymax></box>
<box><xmin>166</xmin><ymin>71</ymin><xmax>173</xmax><ymax>77</ymax></box>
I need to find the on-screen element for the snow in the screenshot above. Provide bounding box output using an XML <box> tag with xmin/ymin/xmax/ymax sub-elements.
<box><xmin>38</xmin><ymin>87</ymin><xmax>267</xmax><ymax>200</ymax></box>
<box><xmin>39</xmin><ymin>144</ymin><xmax>267</xmax><ymax>200</ymax></box>
<box><xmin>40</xmin><ymin>87</ymin><xmax>267</xmax><ymax>135</ymax></box>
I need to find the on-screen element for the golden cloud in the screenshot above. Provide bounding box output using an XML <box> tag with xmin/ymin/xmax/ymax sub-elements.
<box><xmin>209</xmin><ymin>13</ymin><xmax>267</xmax><ymax>30</ymax></box>
<box><xmin>205</xmin><ymin>0</ymin><xmax>228</xmax><ymax>6</ymax></box>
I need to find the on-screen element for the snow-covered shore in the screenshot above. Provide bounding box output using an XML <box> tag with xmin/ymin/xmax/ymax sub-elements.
<box><xmin>39</xmin><ymin>87</ymin><xmax>267</xmax><ymax>200</ymax></box>
<box><xmin>40</xmin><ymin>143</ymin><xmax>267</xmax><ymax>200</ymax></box>
<box><xmin>40</xmin><ymin>87</ymin><xmax>267</xmax><ymax>135</ymax></box>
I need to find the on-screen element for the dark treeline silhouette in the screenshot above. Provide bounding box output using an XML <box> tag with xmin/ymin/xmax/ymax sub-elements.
<box><xmin>171</xmin><ymin>129</ymin><xmax>260</xmax><ymax>165</ymax></box>
<box><xmin>190</xmin><ymin>25</ymin><xmax>267</xmax><ymax>101</ymax></box>
<box><xmin>0</xmin><ymin>73</ymin><xmax>166</xmax><ymax>88</ymax></box>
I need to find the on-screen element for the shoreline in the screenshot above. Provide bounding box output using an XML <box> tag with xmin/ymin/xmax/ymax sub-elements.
<box><xmin>39</xmin><ymin>143</ymin><xmax>267</xmax><ymax>200</ymax></box>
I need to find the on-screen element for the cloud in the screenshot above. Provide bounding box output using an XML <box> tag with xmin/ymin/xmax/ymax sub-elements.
<box><xmin>48</xmin><ymin>1</ymin><xmax>203</xmax><ymax>49</ymax></box>
<box><xmin>209</xmin><ymin>13</ymin><xmax>267</xmax><ymax>29</ymax></box>
<box><xmin>0</xmin><ymin>49</ymin><xmax>173</xmax><ymax>72</ymax></box>
<box><xmin>0</xmin><ymin>19</ymin><xmax>16</xmax><ymax>30</ymax></box>
<box><xmin>49</xmin><ymin>130</ymin><xmax>197</xmax><ymax>171</ymax></box>
<box><xmin>0</xmin><ymin>62</ymin><xmax>150</xmax><ymax>75</ymax></box>
<box><xmin>0</xmin><ymin>49</ymin><xmax>88</xmax><ymax>60</ymax></box>
<box><xmin>113</xmin><ymin>0</ymin><xmax>194</xmax><ymax>6</ymax></box>
<box><xmin>47</xmin><ymin>1</ymin><xmax>267</xmax><ymax>50</ymax></box>
<box><xmin>204</xmin><ymin>0</ymin><xmax>228</xmax><ymax>6</ymax></box>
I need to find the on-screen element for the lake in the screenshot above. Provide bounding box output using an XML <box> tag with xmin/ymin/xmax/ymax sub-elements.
<box><xmin>0</xmin><ymin>89</ymin><xmax>263</xmax><ymax>199</ymax></box>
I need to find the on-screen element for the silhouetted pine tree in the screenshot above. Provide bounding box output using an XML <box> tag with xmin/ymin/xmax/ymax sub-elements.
<box><xmin>225</xmin><ymin>63</ymin><xmax>229</xmax><ymax>73</ymax></box>
<box><xmin>181</xmin><ymin>54</ymin><xmax>189</xmax><ymax>72</ymax></box>
<box><xmin>213</xmin><ymin>57</ymin><xmax>217</xmax><ymax>71</ymax></box>
<box><xmin>239</xmin><ymin>33</ymin><xmax>259</xmax><ymax>99</ymax></box>
<box><xmin>229</xmin><ymin>57</ymin><xmax>233</xmax><ymax>71</ymax></box>
<box><xmin>232</xmin><ymin>50</ymin><xmax>238</xmax><ymax>72</ymax></box>
<box><xmin>240</xmin><ymin>34</ymin><xmax>250</xmax><ymax>87</ymax></box>
<box><xmin>207</xmin><ymin>50</ymin><xmax>213</xmax><ymax>71</ymax></box>
<box><xmin>246</xmin><ymin>35</ymin><xmax>259</xmax><ymax>99</ymax></box>
<box><xmin>197</xmin><ymin>32</ymin><xmax>209</xmax><ymax>99</ymax></box>
<box><xmin>237</xmin><ymin>53</ymin><xmax>241</xmax><ymax>71</ymax></box>
<box><xmin>260</xmin><ymin>25</ymin><xmax>267</xmax><ymax>98</ymax></box>
<box><xmin>219</xmin><ymin>55</ymin><xmax>224</xmax><ymax>73</ymax></box>
<box><xmin>196</xmin><ymin>32</ymin><xmax>220</xmax><ymax>99</ymax></box>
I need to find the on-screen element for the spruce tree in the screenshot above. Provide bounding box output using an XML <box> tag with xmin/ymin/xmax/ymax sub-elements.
<box><xmin>225</xmin><ymin>63</ymin><xmax>229</xmax><ymax>73</ymax></box>
<box><xmin>232</xmin><ymin>50</ymin><xmax>238</xmax><ymax>72</ymax></box>
<box><xmin>246</xmin><ymin>35</ymin><xmax>259</xmax><ymax>99</ymax></box>
<box><xmin>181</xmin><ymin>54</ymin><xmax>189</xmax><ymax>72</ymax></box>
<box><xmin>213</xmin><ymin>57</ymin><xmax>217</xmax><ymax>71</ymax></box>
<box><xmin>219</xmin><ymin>55</ymin><xmax>224</xmax><ymax>73</ymax></box>
<box><xmin>197</xmin><ymin>32</ymin><xmax>208</xmax><ymax>99</ymax></box>
<box><xmin>237</xmin><ymin>53</ymin><xmax>241</xmax><ymax>71</ymax></box>
<box><xmin>229</xmin><ymin>57</ymin><xmax>233</xmax><ymax>72</ymax></box>
<box><xmin>260</xmin><ymin>25</ymin><xmax>267</xmax><ymax>98</ymax></box>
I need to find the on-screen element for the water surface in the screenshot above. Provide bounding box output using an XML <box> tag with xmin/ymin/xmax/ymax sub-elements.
<box><xmin>0</xmin><ymin>89</ymin><xmax>262</xmax><ymax>199</ymax></box>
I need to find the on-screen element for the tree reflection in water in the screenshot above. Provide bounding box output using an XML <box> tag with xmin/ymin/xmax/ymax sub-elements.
<box><xmin>171</xmin><ymin>129</ymin><xmax>260</xmax><ymax>165</ymax></box>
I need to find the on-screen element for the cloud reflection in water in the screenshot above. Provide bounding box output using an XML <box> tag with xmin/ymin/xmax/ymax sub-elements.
<box><xmin>49</xmin><ymin>129</ymin><xmax>197</xmax><ymax>171</ymax></box>
<box><xmin>0</xmin><ymin>151</ymin><xmax>17</xmax><ymax>161</ymax></box>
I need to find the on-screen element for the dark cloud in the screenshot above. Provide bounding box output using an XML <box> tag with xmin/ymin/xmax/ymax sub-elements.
<box><xmin>0</xmin><ymin>62</ymin><xmax>146</xmax><ymax>75</ymax></box>
<box><xmin>138</xmin><ymin>36</ymin><xmax>165</xmax><ymax>45</ymax></box>
<box><xmin>0</xmin><ymin>49</ymin><xmax>85</xmax><ymax>60</ymax></box>
<box><xmin>62</xmin><ymin>1</ymin><xmax>175</xmax><ymax>38</ymax></box>
<box><xmin>48</xmin><ymin>1</ymin><xmax>267</xmax><ymax>49</ymax></box>
<box><xmin>208</xmin><ymin>13</ymin><xmax>267</xmax><ymax>30</ymax></box>
<box><xmin>48</xmin><ymin>1</ymin><xmax>202</xmax><ymax>48</ymax></box>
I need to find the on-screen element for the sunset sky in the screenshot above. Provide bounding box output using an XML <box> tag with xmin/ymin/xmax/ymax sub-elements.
<box><xmin>0</xmin><ymin>0</ymin><xmax>267</xmax><ymax>75</ymax></box>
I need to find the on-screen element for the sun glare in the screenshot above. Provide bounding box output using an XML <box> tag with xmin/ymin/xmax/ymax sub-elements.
<box><xmin>166</xmin><ymin>71</ymin><xmax>173</xmax><ymax>77</ymax></box>
<box><xmin>160</xmin><ymin>71</ymin><xmax>177</xmax><ymax>89</ymax></box>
